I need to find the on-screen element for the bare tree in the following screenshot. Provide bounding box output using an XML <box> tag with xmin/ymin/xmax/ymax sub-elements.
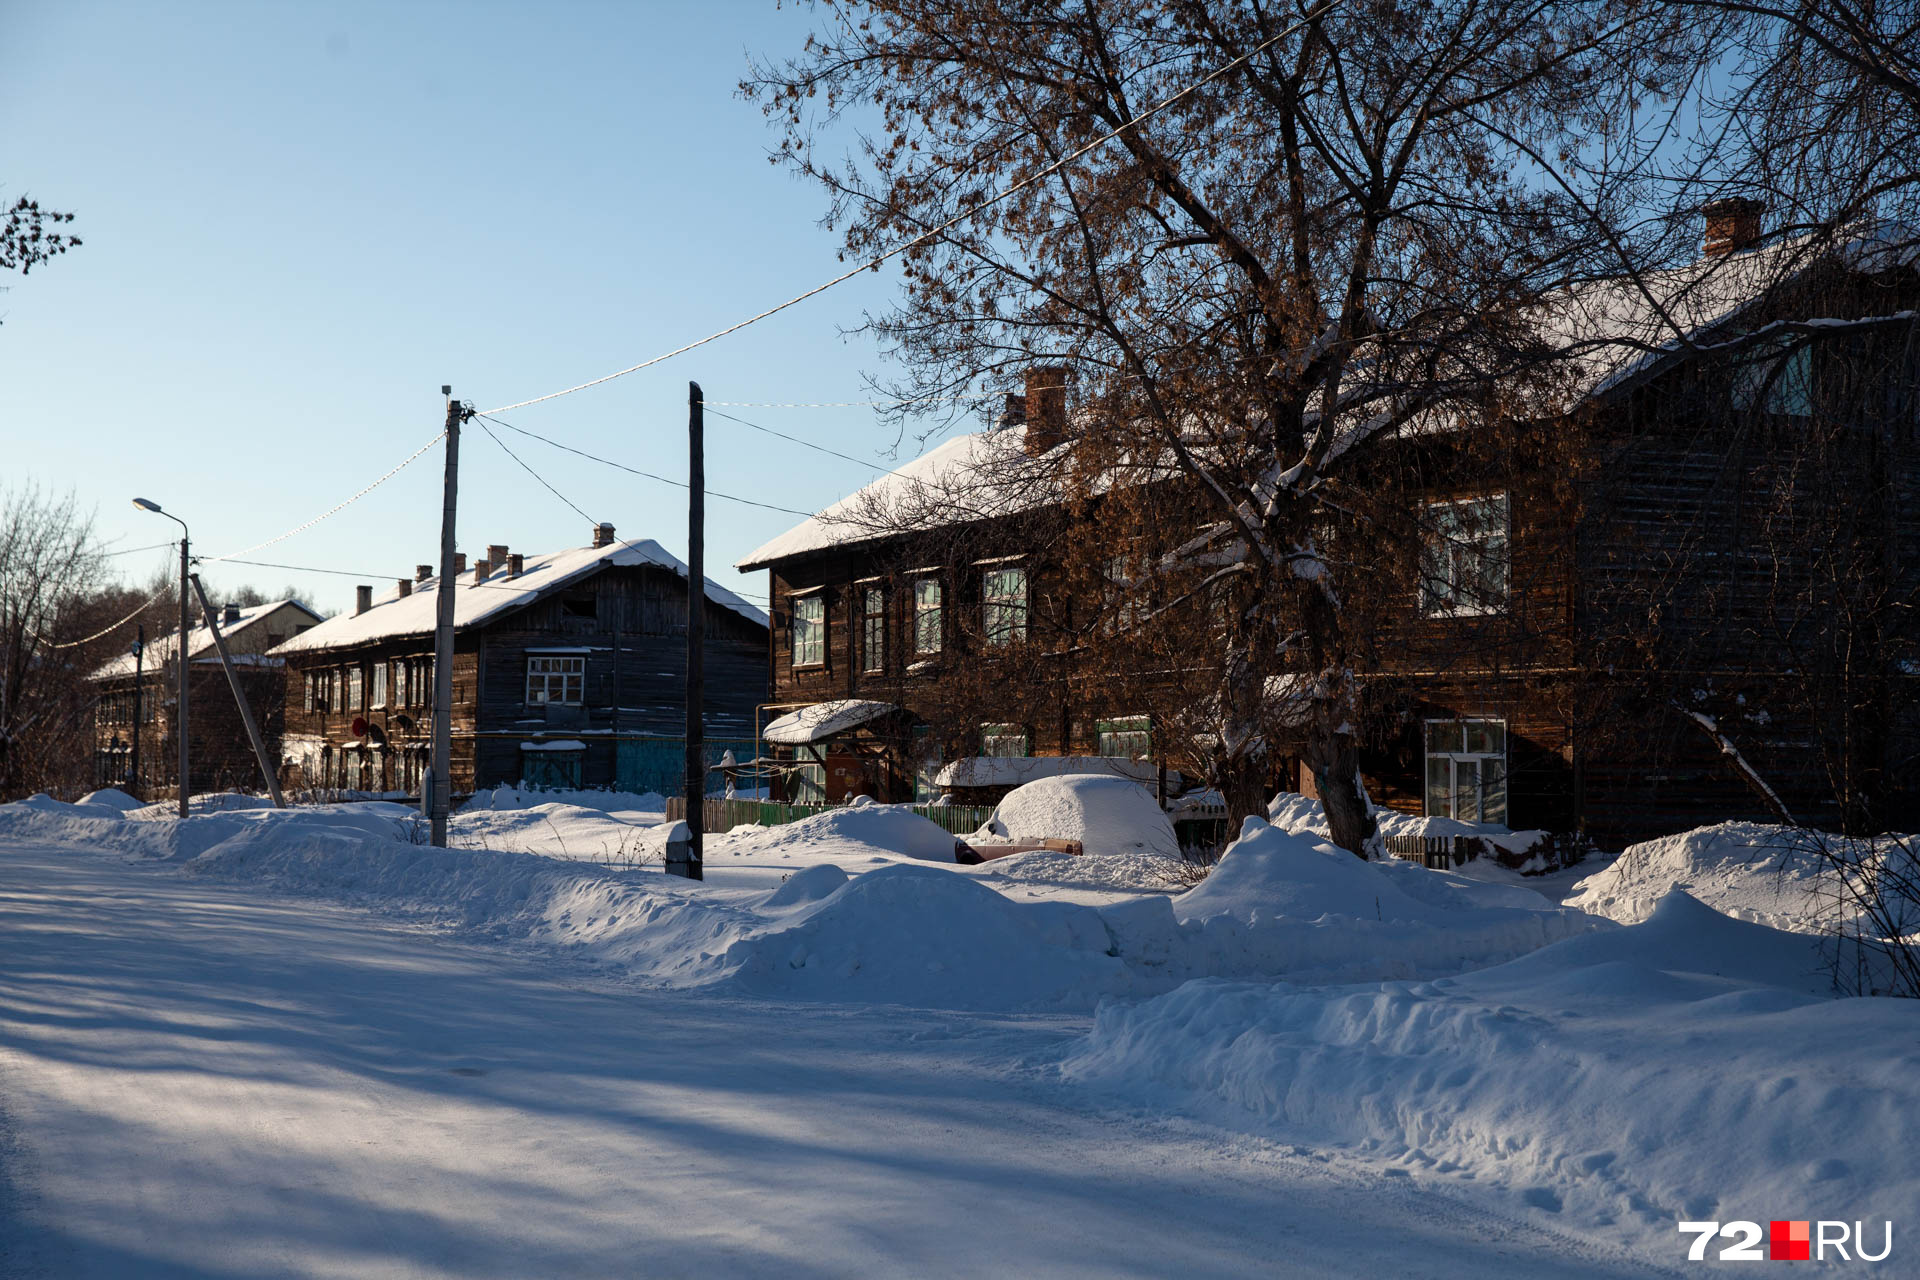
<box><xmin>749</xmin><ymin>0</ymin><xmax>1695</xmax><ymax>852</ymax></box>
<box><xmin>0</xmin><ymin>193</ymin><xmax>81</xmax><ymax>323</ymax></box>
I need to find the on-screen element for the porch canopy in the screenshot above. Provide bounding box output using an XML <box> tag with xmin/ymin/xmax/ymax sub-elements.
<box><xmin>762</xmin><ymin>699</ymin><xmax>900</xmax><ymax>746</ymax></box>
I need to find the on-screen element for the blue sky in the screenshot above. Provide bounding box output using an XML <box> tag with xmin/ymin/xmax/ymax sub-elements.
<box><xmin>1</xmin><ymin>1</ymin><xmax>967</xmax><ymax>616</ymax></box>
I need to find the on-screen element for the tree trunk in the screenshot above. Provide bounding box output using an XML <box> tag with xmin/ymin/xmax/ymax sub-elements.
<box><xmin>1306</xmin><ymin>733</ymin><xmax>1378</xmax><ymax>858</ymax></box>
<box><xmin>1218</xmin><ymin>752</ymin><xmax>1269</xmax><ymax>839</ymax></box>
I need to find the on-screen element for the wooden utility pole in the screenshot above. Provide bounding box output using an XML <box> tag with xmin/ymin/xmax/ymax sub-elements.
<box><xmin>429</xmin><ymin>389</ymin><xmax>462</xmax><ymax>848</ymax></box>
<box><xmin>189</xmin><ymin>573</ymin><xmax>285</xmax><ymax>808</ymax></box>
<box><xmin>681</xmin><ymin>380</ymin><xmax>706</xmax><ymax>879</ymax></box>
<box><xmin>177</xmin><ymin>532</ymin><xmax>190</xmax><ymax>818</ymax></box>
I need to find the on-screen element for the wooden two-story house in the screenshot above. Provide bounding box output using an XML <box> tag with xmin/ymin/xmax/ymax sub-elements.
<box><xmin>272</xmin><ymin>525</ymin><xmax>768</xmax><ymax>798</ymax></box>
<box><xmin>90</xmin><ymin>598</ymin><xmax>324</xmax><ymax>798</ymax></box>
<box><xmin>738</xmin><ymin>214</ymin><xmax>1918</xmax><ymax>844</ymax></box>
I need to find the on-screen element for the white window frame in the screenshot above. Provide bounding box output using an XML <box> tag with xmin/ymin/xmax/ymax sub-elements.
<box><xmin>1097</xmin><ymin>715</ymin><xmax>1152</xmax><ymax>760</ymax></box>
<box><xmin>861</xmin><ymin>586</ymin><xmax>886</xmax><ymax>674</ymax></box>
<box><xmin>791</xmin><ymin>593</ymin><xmax>826</xmax><ymax>668</ymax></box>
<box><xmin>526</xmin><ymin>654</ymin><xmax>585</xmax><ymax>706</ymax></box>
<box><xmin>981</xmin><ymin>565</ymin><xmax>1028</xmax><ymax>646</ymax></box>
<box><xmin>912</xmin><ymin>577</ymin><xmax>943</xmax><ymax>655</ymax></box>
<box><xmin>1730</xmin><ymin>338</ymin><xmax>1813</xmax><ymax>417</ymax></box>
<box><xmin>981</xmin><ymin>722</ymin><xmax>1029</xmax><ymax>757</ymax></box>
<box><xmin>346</xmin><ymin>665</ymin><xmax>364</xmax><ymax>712</ymax></box>
<box><xmin>1423</xmin><ymin>718</ymin><xmax>1508</xmax><ymax>825</ymax></box>
<box><xmin>371</xmin><ymin>661</ymin><xmax>388</xmax><ymax>709</ymax></box>
<box><xmin>1421</xmin><ymin>493</ymin><xmax>1510</xmax><ymax>618</ymax></box>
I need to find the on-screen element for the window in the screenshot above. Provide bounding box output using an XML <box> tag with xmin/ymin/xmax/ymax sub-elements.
<box><xmin>371</xmin><ymin>662</ymin><xmax>388</xmax><ymax>708</ymax></box>
<box><xmin>861</xmin><ymin>587</ymin><xmax>886</xmax><ymax>673</ymax></box>
<box><xmin>1097</xmin><ymin>715</ymin><xmax>1152</xmax><ymax>760</ymax></box>
<box><xmin>329</xmin><ymin>669</ymin><xmax>341</xmax><ymax>714</ymax></box>
<box><xmin>1731</xmin><ymin>339</ymin><xmax>1812</xmax><ymax>417</ymax></box>
<box><xmin>792</xmin><ymin>594</ymin><xmax>825</xmax><ymax>667</ymax></box>
<box><xmin>1102</xmin><ymin>556</ymin><xmax>1141</xmax><ymax>634</ymax></box>
<box><xmin>790</xmin><ymin>759</ymin><xmax>827</xmax><ymax>804</ymax></box>
<box><xmin>562</xmin><ymin>596</ymin><xmax>598</xmax><ymax>620</ymax></box>
<box><xmin>981</xmin><ymin>722</ymin><xmax>1029</xmax><ymax>757</ymax></box>
<box><xmin>1421</xmin><ymin>494</ymin><xmax>1509</xmax><ymax>617</ymax></box>
<box><xmin>912</xmin><ymin>724</ymin><xmax>940</xmax><ymax>803</ymax></box>
<box><xmin>526</xmin><ymin>655</ymin><xmax>584</xmax><ymax>705</ymax></box>
<box><xmin>912</xmin><ymin>578</ymin><xmax>943</xmax><ymax>655</ymax></box>
<box><xmin>982</xmin><ymin>566</ymin><xmax>1028</xmax><ymax>645</ymax></box>
<box><xmin>394</xmin><ymin>661</ymin><xmax>408</xmax><ymax>709</ymax></box>
<box><xmin>521</xmin><ymin>745</ymin><xmax>584</xmax><ymax>790</ymax></box>
<box><xmin>305</xmin><ymin>672</ymin><xmax>317</xmax><ymax>712</ymax></box>
<box><xmin>1424</xmin><ymin>718</ymin><xmax>1508</xmax><ymax>824</ymax></box>
<box><xmin>346</xmin><ymin>665</ymin><xmax>363</xmax><ymax>712</ymax></box>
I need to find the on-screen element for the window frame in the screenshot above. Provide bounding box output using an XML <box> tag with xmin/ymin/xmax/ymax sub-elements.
<box><xmin>911</xmin><ymin>576</ymin><xmax>944</xmax><ymax>656</ymax></box>
<box><xmin>861</xmin><ymin>585</ymin><xmax>886</xmax><ymax>674</ymax></box>
<box><xmin>1422</xmin><ymin>717</ymin><xmax>1508</xmax><ymax>825</ymax></box>
<box><xmin>525</xmin><ymin>654</ymin><xmax>586</xmax><ymax>707</ymax></box>
<box><xmin>1097</xmin><ymin>715</ymin><xmax>1153</xmax><ymax>760</ymax></box>
<box><xmin>1420</xmin><ymin>493</ymin><xmax>1511</xmax><ymax>618</ymax></box>
<box><xmin>346</xmin><ymin>665</ymin><xmax>364</xmax><ymax>713</ymax></box>
<box><xmin>371</xmin><ymin>661</ymin><xmax>388</xmax><ymax>709</ymax></box>
<box><xmin>981</xmin><ymin>722</ymin><xmax>1030</xmax><ymax>758</ymax></box>
<box><xmin>981</xmin><ymin>565</ymin><xmax>1029</xmax><ymax>646</ymax></box>
<box><xmin>790</xmin><ymin>593</ymin><xmax>826</xmax><ymax>668</ymax></box>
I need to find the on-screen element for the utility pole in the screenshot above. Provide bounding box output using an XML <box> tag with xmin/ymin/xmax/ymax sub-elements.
<box><xmin>177</xmin><ymin>532</ymin><xmax>190</xmax><ymax>818</ymax></box>
<box><xmin>130</xmin><ymin>624</ymin><xmax>143</xmax><ymax>800</ymax></box>
<box><xmin>429</xmin><ymin>388</ymin><xmax>462</xmax><ymax>848</ymax></box>
<box><xmin>681</xmin><ymin>380</ymin><xmax>706</xmax><ymax>879</ymax></box>
<box><xmin>189</xmin><ymin>574</ymin><xmax>285</xmax><ymax>808</ymax></box>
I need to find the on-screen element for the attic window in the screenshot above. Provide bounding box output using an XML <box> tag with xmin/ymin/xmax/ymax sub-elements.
<box><xmin>1420</xmin><ymin>494</ymin><xmax>1509</xmax><ymax>618</ymax></box>
<box><xmin>562</xmin><ymin>596</ymin><xmax>598</xmax><ymax>620</ymax></box>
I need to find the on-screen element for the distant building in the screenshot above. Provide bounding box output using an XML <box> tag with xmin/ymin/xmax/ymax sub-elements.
<box><xmin>90</xmin><ymin>598</ymin><xmax>324</xmax><ymax>798</ymax></box>
<box><xmin>271</xmin><ymin>525</ymin><xmax>769</xmax><ymax>798</ymax></box>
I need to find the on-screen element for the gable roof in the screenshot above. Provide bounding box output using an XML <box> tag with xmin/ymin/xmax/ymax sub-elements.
<box><xmin>272</xmin><ymin>536</ymin><xmax>766</xmax><ymax>656</ymax></box>
<box><xmin>89</xmin><ymin>599</ymin><xmax>323</xmax><ymax>681</ymax></box>
<box><xmin>738</xmin><ymin>227</ymin><xmax>1917</xmax><ymax>571</ymax></box>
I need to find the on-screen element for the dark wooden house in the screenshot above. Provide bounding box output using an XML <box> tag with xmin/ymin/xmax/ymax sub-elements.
<box><xmin>272</xmin><ymin>525</ymin><xmax>768</xmax><ymax>799</ymax></box>
<box><xmin>90</xmin><ymin>598</ymin><xmax>324</xmax><ymax>798</ymax></box>
<box><xmin>739</xmin><ymin>218</ymin><xmax>1918</xmax><ymax>844</ymax></box>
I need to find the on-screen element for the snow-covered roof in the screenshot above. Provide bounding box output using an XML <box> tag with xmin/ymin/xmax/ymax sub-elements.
<box><xmin>738</xmin><ymin>428</ymin><xmax>1052</xmax><ymax>569</ymax></box>
<box><xmin>273</xmin><ymin>537</ymin><xmax>766</xmax><ymax>655</ymax></box>
<box><xmin>89</xmin><ymin>599</ymin><xmax>321</xmax><ymax>682</ymax></box>
<box><xmin>935</xmin><ymin>755</ymin><xmax>1164</xmax><ymax>789</ymax></box>
<box><xmin>762</xmin><ymin>699</ymin><xmax>899</xmax><ymax>745</ymax></box>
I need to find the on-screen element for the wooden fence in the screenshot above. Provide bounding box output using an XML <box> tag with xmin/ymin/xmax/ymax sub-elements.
<box><xmin>1382</xmin><ymin>833</ymin><xmax>1481</xmax><ymax>870</ymax></box>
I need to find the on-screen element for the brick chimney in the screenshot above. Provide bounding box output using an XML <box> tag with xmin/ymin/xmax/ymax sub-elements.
<box><xmin>487</xmin><ymin>543</ymin><xmax>509</xmax><ymax>568</ymax></box>
<box><xmin>354</xmin><ymin>585</ymin><xmax>373</xmax><ymax>616</ymax></box>
<box><xmin>452</xmin><ymin>552</ymin><xmax>467</xmax><ymax>575</ymax></box>
<box><xmin>397</xmin><ymin>578</ymin><xmax>412</xmax><ymax>598</ymax></box>
<box><xmin>222</xmin><ymin>602</ymin><xmax>241</xmax><ymax>625</ymax></box>
<box><xmin>416</xmin><ymin>564</ymin><xmax>433</xmax><ymax>582</ymax></box>
<box><xmin>1703</xmin><ymin>198</ymin><xmax>1764</xmax><ymax>256</ymax></box>
<box><xmin>508</xmin><ymin>552</ymin><xmax>524</xmax><ymax>577</ymax></box>
<box><xmin>592</xmin><ymin>522</ymin><xmax>617</xmax><ymax>549</ymax></box>
<box><xmin>473</xmin><ymin>559</ymin><xmax>491</xmax><ymax>583</ymax></box>
<box><xmin>1023</xmin><ymin>365</ymin><xmax>1072</xmax><ymax>456</ymax></box>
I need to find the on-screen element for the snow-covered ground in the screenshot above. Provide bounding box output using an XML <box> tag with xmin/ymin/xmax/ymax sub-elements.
<box><xmin>0</xmin><ymin>788</ymin><xmax>1912</xmax><ymax>1274</ymax></box>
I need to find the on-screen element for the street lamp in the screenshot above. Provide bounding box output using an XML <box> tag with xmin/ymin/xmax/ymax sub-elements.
<box><xmin>132</xmin><ymin>498</ymin><xmax>190</xmax><ymax>818</ymax></box>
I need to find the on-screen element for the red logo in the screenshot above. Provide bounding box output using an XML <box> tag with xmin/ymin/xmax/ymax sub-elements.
<box><xmin>1770</xmin><ymin>1220</ymin><xmax>1810</xmax><ymax>1262</ymax></box>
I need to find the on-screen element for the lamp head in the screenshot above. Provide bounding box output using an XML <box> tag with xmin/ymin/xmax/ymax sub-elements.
<box><xmin>131</xmin><ymin>498</ymin><xmax>162</xmax><ymax>513</ymax></box>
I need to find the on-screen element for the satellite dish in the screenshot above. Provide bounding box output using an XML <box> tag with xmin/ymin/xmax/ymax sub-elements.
<box><xmin>350</xmin><ymin>716</ymin><xmax>369</xmax><ymax>738</ymax></box>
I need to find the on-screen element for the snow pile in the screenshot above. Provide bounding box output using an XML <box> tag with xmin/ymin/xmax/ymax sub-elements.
<box><xmin>986</xmin><ymin>850</ymin><xmax>1187</xmax><ymax>896</ymax></box>
<box><xmin>1564</xmin><ymin>821</ymin><xmax>1856</xmax><ymax>933</ymax></box>
<box><xmin>1116</xmin><ymin>819</ymin><xmax>1601</xmax><ymax>985</ymax></box>
<box><xmin>1268</xmin><ymin>791</ymin><xmax>1547</xmax><ymax>860</ymax></box>
<box><xmin>719</xmin><ymin>800</ymin><xmax>959</xmax><ymax>864</ymax></box>
<box><xmin>1065</xmin><ymin>891</ymin><xmax>1913</xmax><ymax>1260</ymax></box>
<box><xmin>75</xmin><ymin>788</ymin><xmax>145</xmax><ymax>812</ymax></box>
<box><xmin>990</xmin><ymin>776</ymin><xmax>1180</xmax><ymax>858</ymax></box>
<box><xmin>463</xmin><ymin>785</ymin><xmax>667</xmax><ymax>814</ymax></box>
<box><xmin>454</xmin><ymin>801</ymin><xmax>660</xmax><ymax>862</ymax></box>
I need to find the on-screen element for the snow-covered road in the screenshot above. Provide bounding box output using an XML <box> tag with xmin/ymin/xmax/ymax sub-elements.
<box><xmin>0</xmin><ymin>840</ymin><xmax>1667</xmax><ymax>1278</ymax></box>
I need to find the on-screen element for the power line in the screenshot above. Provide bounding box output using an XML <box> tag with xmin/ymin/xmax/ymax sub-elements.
<box><xmin>474</xmin><ymin>415</ymin><xmax>596</xmax><ymax>524</ymax></box>
<box><xmin>472</xmin><ymin>413</ymin><xmax>813</xmax><ymax>517</ymax></box>
<box><xmin>705</xmin><ymin>393</ymin><xmax>1000</xmax><ymax>409</ymax></box>
<box><xmin>101</xmin><ymin>540</ymin><xmax>179</xmax><ymax>559</ymax></box>
<box><xmin>36</xmin><ymin>579</ymin><xmax>174</xmax><ymax>650</ymax></box>
<box><xmin>215</xmin><ymin>553</ymin><xmax>775</xmax><ymax>603</ymax></box>
<box><xmin>476</xmin><ymin>2</ymin><xmax>1337</xmax><ymax>416</ymax></box>
<box><xmin>702</xmin><ymin>406</ymin><xmax>897</xmax><ymax>473</ymax></box>
<box><xmin>202</xmin><ymin>428</ymin><xmax>449</xmax><ymax>564</ymax></box>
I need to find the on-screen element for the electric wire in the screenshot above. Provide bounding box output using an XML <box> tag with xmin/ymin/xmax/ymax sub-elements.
<box><xmin>35</xmin><ymin>578</ymin><xmax>176</xmax><ymax>650</ymax></box>
<box><xmin>474</xmin><ymin>415</ymin><xmax>597</xmax><ymax>524</ymax></box>
<box><xmin>101</xmin><ymin>540</ymin><xmax>180</xmax><ymax>559</ymax></box>
<box><xmin>201</xmin><ymin>428</ymin><xmax>449</xmax><ymax>564</ymax></box>
<box><xmin>476</xmin><ymin>2</ymin><xmax>1337</xmax><ymax>416</ymax></box>
<box><xmin>212</xmin><ymin>555</ymin><xmax>775</xmax><ymax>603</ymax></box>
<box><xmin>702</xmin><ymin>406</ymin><xmax>897</xmax><ymax>473</ymax></box>
<box><xmin>472</xmin><ymin>413</ymin><xmax>813</xmax><ymax>517</ymax></box>
<box><xmin>704</xmin><ymin>393</ymin><xmax>1000</xmax><ymax>409</ymax></box>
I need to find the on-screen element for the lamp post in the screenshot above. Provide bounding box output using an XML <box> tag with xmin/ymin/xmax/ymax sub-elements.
<box><xmin>130</xmin><ymin>625</ymin><xmax>144</xmax><ymax>799</ymax></box>
<box><xmin>132</xmin><ymin>498</ymin><xmax>190</xmax><ymax>818</ymax></box>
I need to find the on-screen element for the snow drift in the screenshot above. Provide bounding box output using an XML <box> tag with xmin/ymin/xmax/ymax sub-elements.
<box><xmin>1065</xmin><ymin>889</ymin><xmax>1913</xmax><ymax>1260</ymax></box>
